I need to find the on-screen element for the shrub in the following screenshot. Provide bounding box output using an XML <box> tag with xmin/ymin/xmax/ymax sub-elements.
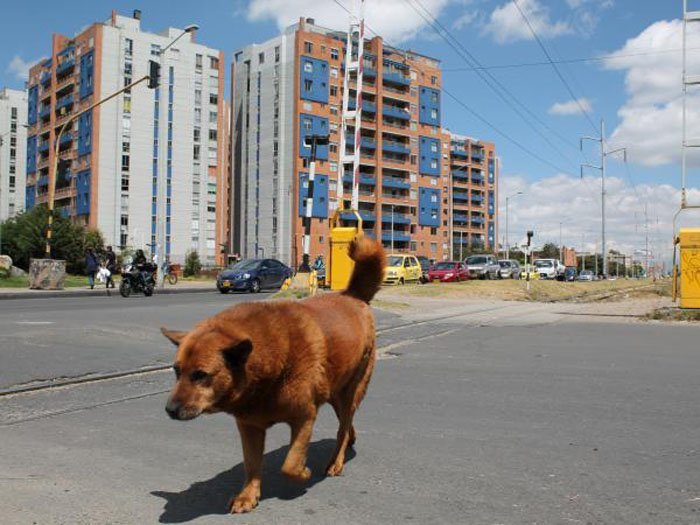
<box><xmin>184</xmin><ymin>250</ymin><xmax>202</xmax><ymax>277</ymax></box>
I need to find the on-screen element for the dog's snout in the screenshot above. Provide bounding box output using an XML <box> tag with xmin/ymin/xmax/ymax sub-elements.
<box><xmin>165</xmin><ymin>400</ymin><xmax>181</xmax><ymax>420</ymax></box>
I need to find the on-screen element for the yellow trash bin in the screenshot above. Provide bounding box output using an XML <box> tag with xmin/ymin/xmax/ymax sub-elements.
<box><xmin>328</xmin><ymin>209</ymin><xmax>363</xmax><ymax>291</ymax></box>
<box><xmin>679</xmin><ymin>228</ymin><xmax>700</xmax><ymax>309</ymax></box>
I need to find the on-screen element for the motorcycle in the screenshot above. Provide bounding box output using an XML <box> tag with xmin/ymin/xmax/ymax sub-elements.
<box><xmin>119</xmin><ymin>260</ymin><xmax>156</xmax><ymax>298</ymax></box>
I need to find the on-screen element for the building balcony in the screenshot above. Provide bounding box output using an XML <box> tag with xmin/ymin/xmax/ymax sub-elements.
<box><xmin>381</xmin><ymin>213</ymin><xmax>411</xmax><ymax>225</ymax></box>
<box><xmin>348</xmin><ymin>99</ymin><xmax>377</xmax><ymax>113</ymax></box>
<box><xmin>382</xmin><ymin>141</ymin><xmax>410</xmax><ymax>155</ymax></box>
<box><xmin>343</xmin><ymin>173</ymin><xmax>376</xmax><ymax>186</ymax></box>
<box><xmin>59</xmin><ymin>132</ymin><xmax>73</xmax><ymax>146</ymax></box>
<box><xmin>471</xmin><ymin>218</ymin><xmax>485</xmax><ymax>228</ymax></box>
<box><xmin>38</xmin><ymin>141</ymin><xmax>50</xmax><ymax>154</ymax></box>
<box><xmin>451</xmin><ymin>149</ymin><xmax>468</xmax><ymax>158</ymax></box>
<box><xmin>382</xmin><ymin>104</ymin><xmax>411</xmax><ymax>121</ymax></box>
<box><xmin>471</xmin><ymin>174</ymin><xmax>484</xmax><ymax>185</ymax></box>
<box><xmin>40</xmin><ymin>71</ymin><xmax>52</xmax><ymax>86</ymax></box>
<box><xmin>451</xmin><ymin>170</ymin><xmax>469</xmax><ymax>181</ymax></box>
<box><xmin>39</xmin><ymin>105</ymin><xmax>52</xmax><ymax>119</ymax></box>
<box><xmin>341</xmin><ymin>210</ymin><xmax>376</xmax><ymax>222</ymax></box>
<box><xmin>381</xmin><ymin>231</ymin><xmax>411</xmax><ymax>242</ymax></box>
<box><xmin>364</xmin><ymin>66</ymin><xmax>377</xmax><ymax>78</ymax></box>
<box><xmin>453</xmin><ymin>213</ymin><xmax>468</xmax><ymax>224</ymax></box>
<box><xmin>38</xmin><ymin>175</ymin><xmax>49</xmax><ymax>187</ymax></box>
<box><xmin>56</xmin><ymin>94</ymin><xmax>74</xmax><ymax>112</ymax></box>
<box><xmin>452</xmin><ymin>192</ymin><xmax>469</xmax><ymax>202</ymax></box>
<box><xmin>383</xmin><ymin>71</ymin><xmax>410</xmax><ymax>87</ymax></box>
<box><xmin>56</xmin><ymin>57</ymin><xmax>75</xmax><ymax>76</ymax></box>
<box><xmin>471</xmin><ymin>195</ymin><xmax>484</xmax><ymax>204</ymax></box>
<box><xmin>382</xmin><ymin>176</ymin><xmax>411</xmax><ymax>190</ymax></box>
<box><xmin>471</xmin><ymin>151</ymin><xmax>484</xmax><ymax>161</ymax></box>
<box><xmin>360</xmin><ymin>137</ymin><xmax>376</xmax><ymax>149</ymax></box>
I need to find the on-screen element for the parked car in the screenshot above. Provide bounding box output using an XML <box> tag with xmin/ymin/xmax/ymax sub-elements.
<box><xmin>498</xmin><ymin>259</ymin><xmax>521</xmax><ymax>279</ymax></box>
<box><xmin>578</xmin><ymin>270</ymin><xmax>594</xmax><ymax>282</ymax></box>
<box><xmin>428</xmin><ymin>261</ymin><xmax>469</xmax><ymax>282</ymax></box>
<box><xmin>416</xmin><ymin>255</ymin><xmax>431</xmax><ymax>283</ymax></box>
<box><xmin>564</xmin><ymin>266</ymin><xmax>578</xmax><ymax>282</ymax></box>
<box><xmin>533</xmin><ymin>258</ymin><xmax>565</xmax><ymax>280</ymax></box>
<box><xmin>464</xmin><ymin>254</ymin><xmax>500</xmax><ymax>280</ymax></box>
<box><xmin>217</xmin><ymin>258</ymin><xmax>292</xmax><ymax>293</ymax></box>
<box><xmin>383</xmin><ymin>254</ymin><xmax>422</xmax><ymax>285</ymax></box>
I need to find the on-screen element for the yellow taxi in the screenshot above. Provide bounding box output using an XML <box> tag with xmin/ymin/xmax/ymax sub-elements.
<box><xmin>383</xmin><ymin>254</ymin><xmax>422</xmax><ymax>285</ymax></box>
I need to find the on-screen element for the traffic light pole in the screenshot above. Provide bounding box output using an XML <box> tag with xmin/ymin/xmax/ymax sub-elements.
<box><xmin>45</xmin><ymin>74</ymin><xmax>151</xmax><ymax>257</ymax></box>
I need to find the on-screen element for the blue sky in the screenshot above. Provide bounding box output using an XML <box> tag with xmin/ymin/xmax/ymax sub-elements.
<box><xmin>2</xmin><ymin>0</ymin><xmax>694</xmax><ymax>264</ymax></box>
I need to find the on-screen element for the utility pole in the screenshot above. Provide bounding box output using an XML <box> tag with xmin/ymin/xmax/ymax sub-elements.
<box><xmin>581</xmin><ymin>119</ymin><xmax>626</xmax><ymax>277</ymax></box>
<box><xmin>505</xmin><ymin>191</ymin><xmax>523</xmax><ymax>259</ymax></box>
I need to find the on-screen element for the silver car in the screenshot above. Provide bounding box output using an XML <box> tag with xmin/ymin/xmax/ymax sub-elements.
<box><xmin>464</xmin><ymin>254</ymin><xmax>500</xmax><ymax>280</ymax></box>
<box><xmin>498</xmin><ymin>259</ymin><xmax>521</xmax><ymax>279</ymax></box>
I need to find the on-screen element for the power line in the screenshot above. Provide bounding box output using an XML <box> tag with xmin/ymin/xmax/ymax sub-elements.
<box><xmin>511</xmin><ymin>0</ymin><xmax>599</xmax><ymax>133</ymax></box>
<box><xmin>442</xmin><ymin>46</ymin><xmax>700</xmax><ymax>72</ymax></box>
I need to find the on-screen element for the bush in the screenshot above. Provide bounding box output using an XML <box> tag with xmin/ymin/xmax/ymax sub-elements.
<box><xmin>184</xmin><ymin>250</ymin><xmax>202</xmax><ymax>277</ymax></box>
<box><xmin>0</xmin><ymin>205</ymin><xmax>104</xmax><ymax>274</ymax></box>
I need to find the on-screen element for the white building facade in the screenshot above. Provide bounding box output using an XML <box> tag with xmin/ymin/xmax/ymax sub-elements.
<box><xmin>0</xmin><ymin>88</ymin><xmax>27</xmax><ymax>221</ymax></box>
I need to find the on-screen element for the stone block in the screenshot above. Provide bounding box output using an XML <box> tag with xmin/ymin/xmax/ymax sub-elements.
<box><xmin>28</xmin><ymin>259</ymin><xmax>67</xmax><ymax>290</ymax></box>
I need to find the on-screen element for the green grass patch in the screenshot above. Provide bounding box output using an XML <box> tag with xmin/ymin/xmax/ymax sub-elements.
<box><xmin>645</xmin><ymin>307</ymin><xmax>700</xmax><ymax>322</ymax></box>
<box><xmin>0</xmin><ymin>274</ymin><xmax>104</xmax><ymax>288</ymax></box>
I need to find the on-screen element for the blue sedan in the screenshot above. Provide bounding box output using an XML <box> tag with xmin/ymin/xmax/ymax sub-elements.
<box><xmin>217</xmin><ymin>258</ymin><xmax>292</xmax><ymax>294</ymax></box>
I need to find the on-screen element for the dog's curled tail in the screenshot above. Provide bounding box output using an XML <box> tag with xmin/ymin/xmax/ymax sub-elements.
<box><xmin>343</xmin><ymin>236</ymin><xmax>386</xmax><ymax>304</ymax></box>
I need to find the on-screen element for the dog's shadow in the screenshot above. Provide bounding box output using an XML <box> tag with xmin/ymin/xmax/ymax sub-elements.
<box><xmin>151</xmin><ymin>438</ymin><xmax>355</xmax><ymax>523</ymax></box>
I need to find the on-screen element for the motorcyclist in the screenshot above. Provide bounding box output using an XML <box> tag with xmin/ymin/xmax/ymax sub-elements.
<box><xmin>133</xmin><ymin>249</ymin><xmax>151</xmax><ymax>288</ymax></box>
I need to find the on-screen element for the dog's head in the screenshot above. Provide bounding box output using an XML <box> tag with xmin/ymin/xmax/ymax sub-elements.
<box><xmin>161</xmin><ymin>326</ymin><xmax>253</xmax><ymax>421</ymax></box>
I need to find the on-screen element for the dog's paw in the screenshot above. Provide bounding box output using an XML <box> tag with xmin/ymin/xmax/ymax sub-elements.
<box><xmin>325</xmin><ymin>462</ymin><xmax>344</xmax><ymax>477</ymax></box>
<box><xmin>282</xmin><ymin>465</ymin><xmax>311</xmax><ymax>483</ymax></box>
<box><xmin>228</xmin><ymin>493</ymin><xmax>259</xmax><ymax>514</ymax></box>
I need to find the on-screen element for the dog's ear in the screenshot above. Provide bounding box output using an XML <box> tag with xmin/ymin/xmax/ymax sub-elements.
<box><xmin>222</xmin><ymin>339</ymin><xmax>253</xmax><ymax>370</ymax></box>
<box><xmin>161</xmin><ymin>327</ymin><xmax>188</xmax><ymax>347</ymax></box>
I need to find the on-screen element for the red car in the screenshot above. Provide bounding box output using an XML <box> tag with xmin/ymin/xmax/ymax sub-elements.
<box><xmin>427</xmin><ymin>261</ymin><xmax>469</xmax><ymax>282</ymax></box>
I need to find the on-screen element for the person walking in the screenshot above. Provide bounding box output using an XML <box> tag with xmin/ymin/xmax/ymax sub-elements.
<box><xmin>85</xmin><ymin>248</ymin><xmax>99</xmax><ymax>290</ymax></box>
<box><xmin>104</xmin><ymin>246</ymin><xmax>117</xmax><ymax>289</ymax></box>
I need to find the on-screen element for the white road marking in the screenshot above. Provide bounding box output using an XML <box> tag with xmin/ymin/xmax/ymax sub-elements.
<box><xmin>15</xmin><ymin>321</ymin><xmax>55</xmax><ymax>325</ymax></box>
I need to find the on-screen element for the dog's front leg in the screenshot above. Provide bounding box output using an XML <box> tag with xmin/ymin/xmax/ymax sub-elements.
<box><xmin>281</xmin><ymin>413</ymin><xmax>316</xmax><ymax>482</ymax></box>
<box><xmin>229</xmin><ymin>420</ymin><xmax>266</xmax><ymax>514</ymax></box>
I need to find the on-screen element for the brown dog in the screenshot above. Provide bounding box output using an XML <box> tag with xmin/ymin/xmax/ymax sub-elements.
<box><xmin>161</xmin><ymin>237</ymin><xmax>385</xmax><ymax>513</ymax></box>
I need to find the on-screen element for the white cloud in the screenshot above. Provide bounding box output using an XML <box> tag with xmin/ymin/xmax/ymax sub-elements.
<box><xmin>452</xmin><ymin>10</ymin><xmax>478</xmax><ymax>30</ymax></box>
<box><xmin>498</xmin><ymin>173</ymin><xmax>697</xmax><ymax>266</ymax></box>
<box><xmin>246</xmin><ymin>0</ymin><xmax>452</xmax><ymax>44</ymax></box>
<box><xmin>548</xmin><ymin>97</ymin><xmax>593</xmax><ymax>116</ymax></box>
<box><xmin>6</xmin><ymin>55</ymin><xmax>31</xmax><ymax>81</ymax></box>
<box><xmin>604</xmin><ymin>19</ymin><xmax>700</xmax><ymax>167</ymax></box>
<box><xmin>482</xmin><ymin>0</ymin><xmax>570</xmax><ymax>44</ymax></box>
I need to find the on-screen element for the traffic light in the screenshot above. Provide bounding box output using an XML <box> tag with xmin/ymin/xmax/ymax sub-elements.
<box><xmin>148</xmin><ymin>60</ymin><xmax>161</xmax><ymax>89</ymax></box>
<box><xmin>526</xmin><ymin>230</ymin><xmax>534</xmax><ymax>247</ymax></box>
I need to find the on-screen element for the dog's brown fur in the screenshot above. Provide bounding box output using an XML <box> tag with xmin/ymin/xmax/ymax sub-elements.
<box><xmin>162</xmin><ymin>237</ymin><xmax>385</xmax><ymax>513</ymax></box>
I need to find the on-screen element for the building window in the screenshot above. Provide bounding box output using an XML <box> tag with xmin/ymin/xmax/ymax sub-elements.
<box><xmin>304</xmin><ymin>41</ymin><xmax>313</xmax><ymax>53</ymax></box>
<box><xmin>193</xmin><ymin>145</ymin><xmax>200</xmax><ymax>160</ymax></box>
<box><xmin>195</xmin><ymin>54</ymin><xmax>203</xmax><ymax>69</ymax></box>
<box><xmin>125</xmin><ymin>38</ymin><xmax>133</xmax><ymax>57</ymax></box>
<box><xmin>209</xmin><ymin>93</ymin><xmax>218</xmax><ymax>105</ymax></box>
<box><xmin>304</xmin><ymin>79</ymin><xmax>313</xmax><ymax>92</ymax></box>
<box><xmin>330</xmin><ymin>67</ymin><xmax>338</xmax><ymax>78</ymax></box>
<box><xmin>304</xmin><ymin>61</ymin><xmax>313</xmax><ymax>73</ymax></box>
<box><xmin>431</xmin><ymin>92</ymin><xmax>439</xmax><ymax>103</ymax></box>
<box><xmin>209</xmin><ymin>111</ymin><xmax>217</xmax><ymax>123</ymax></box>
<box><xmin>303</xmin><ymin>118</ymin><xmax>312</xmax><ymax>130</ymax></box>
<box><xmin>331</xmin><ymin>48</ymin><xmax>339</xmax><ymax>60</ymax></box>
<box><xmin>274</xmin><ymin>46</ymin><xmax>280</xmax><ymax>62</ymax></box>
<box><xmin>209</xmin><ymin>129</ymin><xmax>217</xmax><ymax>141</ymax></box>
<box><xmin>210</xmin><ymin>56</ymin><xmax>219</xmax><ymax>69</ymax></box>
<box><xmin>258</xmin><ymin>52</ymin><xmax>265</xmax><ymax>64</ymax></box>
<box><xmin>431</xmin><ymin>75</ymin><xmax>437</xmax><ymax>85</ymax></box>
<box><xmin>151</xmin><ymin>44</ymin><xmax>161</xmax><ymax>57</ymax></box>
<box><xmin>431</xmin><ymin>109</ymin><xmax>438</xmax><ymax>120</ymax></box>
<box><xmin>330</xmin><ymin>85</ymin><xmax>338</xmax><ymax>97</ymax></box>
<box><xmin>193</xmin><ymin>128</ymin><xmax>201</xmax><ymax>142</ymax></box>
<box><xmin>430</xmin><ymin>141</ymin><xmax>438</xmax><ymax>153</ymax></box>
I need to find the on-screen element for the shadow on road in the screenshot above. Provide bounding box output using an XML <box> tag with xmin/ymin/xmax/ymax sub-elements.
<box><xmin>151</xmin><ymin>438</ymin><xmax>355</xmax><ymax>523</ymax></box>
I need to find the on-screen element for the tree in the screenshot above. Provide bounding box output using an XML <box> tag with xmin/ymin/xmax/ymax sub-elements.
<box><xmin>538</xmin><ymin>242</ymin><xmax>560</xmax><ymax>259</ymax></box>
<box><xmin>0</xmin><ymin>205</ymin><xmax>104</xmax><ymax>274</ymax></box>
<box><xmin>184</xmin><ymin>250</ymin><xmax>202</xmax><ymax>277</ymax></box>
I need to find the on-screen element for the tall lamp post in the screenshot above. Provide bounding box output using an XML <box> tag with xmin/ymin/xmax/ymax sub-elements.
<box><xmin>154</xmin><ymin>24</ymin><xmax>199</xmax><ymax>277</ymax></box>
<box><xmin>505</xmin><ymin>191</ymin><xmax>523</xmax><ymax>259</ymax></box>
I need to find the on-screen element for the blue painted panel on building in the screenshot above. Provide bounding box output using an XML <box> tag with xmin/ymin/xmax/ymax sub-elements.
<box><xmin>300</xmin><ymin>56</ymin><xmax>329</xmax><ymax>103</ymax></box>
<box><xmin>76</xmin><ymin>169</ymin><xmax>91</xmax><ymax>216</ymax></box>
<box><xmin>488</xmin><ymin>158</ymin><xmax>495</xmax><ymax>184</ymax></box>
<box><xmin>26</xmin><ymin>135</ymin><xmax>37</xmax><ymax>174</ymax></box>
<box><xmin>488</xmin><ymin>222</ymin><xmax>495</xmax><ymax>246</ymax></box>
<box><xmin>78</xmin><ymin>111</ymin><xmax>92</xmax><ymax>156</ymax></box>
<box><xmin>27</xmin><ymin>86</ymin><xmax>38</xmax><ymax>126</ymax></box>
<box><xmin>299</xmin><ymin>114</ymin><xmax>329</xmax><ymax>160</ymax></box>
<box><xmin>419</xmin><ymin>136</ymin><xmax>441</xmax><ymax>176</ymax></box>
<box><xmin>79</xmin><ymin>50</ymin><xmax>94</xmax><ymax>99</ymax></box>
<box><xmin>488</xmin><ymin>191</ymin><xmax>495</xmax><ymax>215</ymax></box>
<box><xmin>419</xmin><ymin>86</ymin><xmax>440</xmax><ymax>126</ymax></box>
<box><xmin>298</xmin><ymin>173</ymin><xmax>329</xmax><ymax>218</ymax></box>
<box><xmin>25</xmin><ymin>185</ymin><xmax>36</xmax><ymax>210</ymax></box>
<box><xmin>418</xmin><ymin>187</ymin><xmax>440</xmax><ymax>227</ymax></box>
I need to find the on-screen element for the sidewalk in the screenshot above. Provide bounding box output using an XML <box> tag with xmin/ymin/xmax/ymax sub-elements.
<box><xmin>0</xmin><ymin>279</ymin><xmax>216</xmax><ymax>300</ymax></box>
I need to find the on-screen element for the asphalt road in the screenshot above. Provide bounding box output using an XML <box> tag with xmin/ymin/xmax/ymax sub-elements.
<box><xmin>1</xmin><ymin>294</ymin><xmax>700</xmax><ymax>524</ymax></box>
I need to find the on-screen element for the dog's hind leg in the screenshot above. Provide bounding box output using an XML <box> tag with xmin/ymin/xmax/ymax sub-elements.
<box><xmin>281</xmin><ymin>412</ymin><xmax>316</xmax><ymax>482</ymax></box>
<box><xmin>229</xmin><ymin>420</ymin><xmax>266</xmax><ymax>514</ymax></box>
<box><xmin>330</xmin><ymin>400</ymin><xmax>356</xmax><ymax>447</ymax></box>
<box><xmin>326</xmin><ymin>345</ymin><xmax>376</xmax><ymax>477</ymax></box>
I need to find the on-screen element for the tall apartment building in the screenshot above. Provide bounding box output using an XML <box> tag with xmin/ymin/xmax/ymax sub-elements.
<box><xmin>446</xmin><ymin>132</ymin><xmax>498</xmax><ymax>259</ymax></box>
<box><xmin>25</xmin><ymin>10</ymin><xmax>226</xmax><ymax>264</ymax></box>
<box><xmin>231</xmin><ymin>18</ymin><xmax>498</xmax><ymax>265</ymax></box>
<box><xmin>0</xmin><ymin>88</ymin><xmax>27</xmax><ymax>221</ymax></box>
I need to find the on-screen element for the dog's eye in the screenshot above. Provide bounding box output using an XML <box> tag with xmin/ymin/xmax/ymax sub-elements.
<box><xmin>190</xmin><ymin>370</ymin><xmax>208</xmax><ymax>383</ymax></box>
<box><xmin>173</xmin><ymin>365</ymin><xmax>181</xmax><ymax>379</ymax></box>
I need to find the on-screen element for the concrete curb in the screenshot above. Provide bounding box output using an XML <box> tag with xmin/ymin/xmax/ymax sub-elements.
<box><xmin>0</xmin><ymin>286</ymin><xmax>216</xmax><ymax>300</ymax></box>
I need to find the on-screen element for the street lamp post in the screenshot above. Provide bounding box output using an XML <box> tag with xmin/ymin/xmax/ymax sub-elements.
<box><xmin>505</xmin><ymin>191</ymin><xmax>523</xmax><ymax>260</ymax></box>
<box><xmin>154</xmin><ymin>24</ymin><xmax>199</xmax><ymax>281</ymax></box>
<box><xmin>390</xmin><ymin>203</ymin><xmax>395</xmax><ymax>253</ymax></box>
